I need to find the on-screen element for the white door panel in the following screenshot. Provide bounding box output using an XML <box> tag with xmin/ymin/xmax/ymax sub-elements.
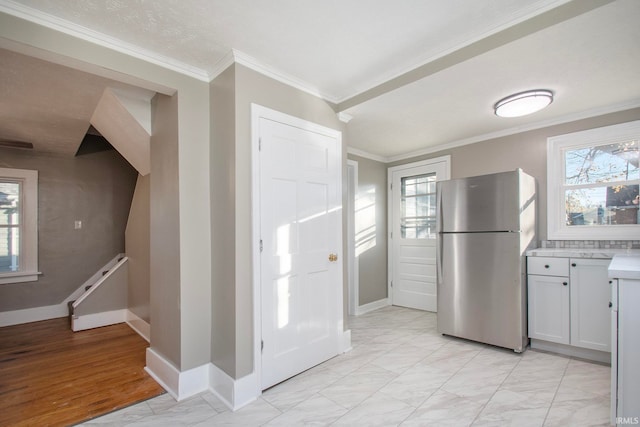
<box><xmin>389</xmin><ymin>158</ymin><xmax>450</xmax><ymax>312</ymax></box>
<box><xmin>259</xmin><ymin>116</ymin><xmax>342</xmax><ymax>390</ymax></box>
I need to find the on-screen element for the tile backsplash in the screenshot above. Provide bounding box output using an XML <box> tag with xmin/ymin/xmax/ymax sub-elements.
<box><xmin>540</xmin><ymin>240</ymin><xmax>640</xmax><ymax>249</ymax></box>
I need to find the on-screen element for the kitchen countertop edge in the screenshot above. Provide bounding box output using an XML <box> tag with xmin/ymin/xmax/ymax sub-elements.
<box><xmin>526</xmin><ymin>248</ymin><xmax>640</xmax><ymax>259</ymax></box>
<box><xmin>608</xmin><ymin>254</ymin><xmax>640</xmax><ymax>280</ymax></box>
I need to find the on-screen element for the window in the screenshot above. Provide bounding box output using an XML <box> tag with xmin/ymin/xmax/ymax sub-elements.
<box><xmin>400</xmin><ymin>173</ymin><xmax>437</xmax><ymax>239</ymax></box>
<box><xmin>547</xmin><ymin>121</ymin><xmax>640</xmax><ymax>240</ymax></box>
<box><xmin>0</xmin><ymin>168</ymin><xmax>39</xmax><ymax>284</ymax></box>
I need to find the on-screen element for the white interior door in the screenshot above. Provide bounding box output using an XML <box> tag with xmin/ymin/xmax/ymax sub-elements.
<box><xmin>259</xmin><ymin>115</ymin><xmax>342</xmax><ymax>390</ymax></box>
<box><xmin>389</xmin><ymin>157</ymin><xmax>450</xmax><ymax>312</ymax></box>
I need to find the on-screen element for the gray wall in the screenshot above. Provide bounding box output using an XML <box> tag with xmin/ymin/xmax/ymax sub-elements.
<box><xmin>209</xmin><ymin>63</ymin><xmax>346</xmax><ymax>379</ymax></box>
<box><xmin>347</xmin><ymin>154</ymin><xmax>388</xmax><ymax>306</ymax></box>
<box><xmin>0</xmin><ymin>147</ymin><xmax>137</xmax><ymax>312</ymax></box>
<box><xmin>149</xmin><ymin>93</ymin><xmax>182</xmax><ymax>367</ymax></box>
<box><xmin>125</xmin><ymin>173</ymin><xmax>150</xmax><ymax>322</ymax></box>
<box><xmin>388</xmin><ymin>107</ymin><xmax>640</xmax><ymax>241</ymax></box>
<box><xmin>210</xmin><ymin>64</ymin><xmax>237</xmax><ymax>376</ymax></box>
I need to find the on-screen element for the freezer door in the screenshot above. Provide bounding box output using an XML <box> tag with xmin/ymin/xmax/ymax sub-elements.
<box><xmin>437</xmin><ymin>170</ymin><xmax>521</xmax><ymax>233</ymax></box>
<box><xmin>437</xmin><ymin>232</ymin><xmax>526</xmax><ymax>351</ymax></box>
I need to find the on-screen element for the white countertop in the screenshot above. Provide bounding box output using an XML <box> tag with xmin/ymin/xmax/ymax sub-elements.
<box><xmin>608</xmin><ymin>254</ymin><xmax>640</xmax><ymax>280</ymax></box>
<box><xmin>526</xmin><ymin>248</ymin><xmax>640</xmax><ymax>259</ymax></box>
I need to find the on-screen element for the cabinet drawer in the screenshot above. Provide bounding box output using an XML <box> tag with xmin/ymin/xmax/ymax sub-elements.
<box><xmin>528</xmin><ymin>256</ymin><xmax>569</xmax><ymax>276</ymax></box>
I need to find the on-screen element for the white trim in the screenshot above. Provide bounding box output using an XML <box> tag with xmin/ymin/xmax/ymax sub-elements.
<box><xmin>72</xmin><ymin>256</ymin><xmax>128</xmax><ymax>309</ymax></box>
<box><xmin>145</xmin><ymin>348</ymin><xmax>181</xmax><ymax>400</ymax></box>
<box><xmin>384</xmin><ymin>99</ymin><xmax>640</xmax><ymax>163</ymax></box>
<box><xmin>347</xmin><ymin>147</ymin><xmax>387</xmax><ymax>163</ymax></box>
<box><xmin>340</xmin><ymin>329</ymin><xmax>353</xmax><ymax>353</ymax></box>
<box><xmin>0</xmin><ymin>167</ymin><xmax>38</xmax><ymax>284</ymax></box>
<box><xmin>347</xmin><ymin>160</ymin><xmax>359</xmax><ymax>316</ymax></box>
<box><xmin>0</xmin><ymin>0</ymin><xmax>210</xmax><ymax>82</ymax></box>
<box><xmin>337</xmin><ymin>112</ymin><xmax>353</xmax><ymax>123</ymax></box>
<box><xmin>355</xmin><ymin>298</ymin><xmax>391</xmax><ymax>316</ymax></box>
<box><xmin>126</xmin><ymin>310</ymin><xmax>151</xmax><ymax>342</ymax></box>
<box><xmin>251</xmin><ymin>103</ymin><xmax>344</xmax><ymax>400</ymax></box>
<box><xmin>530</xmin><ymin>339</ymin><xmax>610</xmax><ymax>364</ymax></box>
<box><xmin>0</xmin><ymin>303</ymin><xmax>68</xmax><ymax>327</ymax></box>
<box><xmin>71</xmin><ymin>308</ymin><xmax>127</xmax><ymax>331</ymax></box>
<box><xmin>235</xmin><ymin>50</ymin><xmax>339</xmax><ymax>103</ymax></box>
<box><xmin>144</xmin><ymin>348</ymin><xmax>211</xmax><ymax>402</ymax></box>
<box><xmin>387</xmin><ymin>156</ymin><xmax>451</xmax><ymax>308</ymax></box>
<box><xmin>209</xmin><ymin>366</ymin><xmax>259</xmax><ymax>411</ymax></box>
<box><xmin>547</xmin><ymin>120</ymin><xmax>640</xmax><ymax>240</ymax></box>
<box><xmin>0</xmin><ymin>253</ymin><xmax>125</xmax><ymax>327</ymax></box>
<box><xmin>209</xmin><ymin>50</ymin><xmax>236</xmax><ymax>81</ymax></box>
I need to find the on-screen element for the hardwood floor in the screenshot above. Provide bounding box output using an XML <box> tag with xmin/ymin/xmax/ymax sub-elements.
<box><xmin>0</xmin><ymin>317</ymin><xmax>165</xmax><ymax>427</ymax></box>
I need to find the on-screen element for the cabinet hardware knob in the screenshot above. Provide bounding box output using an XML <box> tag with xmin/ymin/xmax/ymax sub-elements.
<box><xmin>562</xmin><ymin>282</ymin><xmax>568</xmax><ymax>286</ymax></box>
<box><xmin>609</xmin><ymin>280</ymin><xmax>612</xmax><ymax>284</ymax></box>
<box><xmin>571</xmin><ymin>263</ymin><xmax>577</xmax><ymax>267</ymax></box>
<box><xmin>609</xmin><ymin>302</ymin><xmax>613</xmax><ymax>308</ymax></box>
<box><xmin>544</xmin><ymin>265</ymin><xmax>550</xmax><ymax>268</ymax></box>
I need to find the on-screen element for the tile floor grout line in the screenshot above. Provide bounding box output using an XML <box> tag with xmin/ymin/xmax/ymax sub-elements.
<box><xmin>541</xmin><ymin>354</ymin><xmax>572</xmax><ymax>427</ymax></box>
<box><xmin>467</xmin><ymin>347</ymin><xmax>525</xmax><ymax>426</ymax></box>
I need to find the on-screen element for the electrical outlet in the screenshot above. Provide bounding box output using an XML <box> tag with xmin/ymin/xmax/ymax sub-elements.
<box><xmin>74</xmin><ymin>220</ymin><xmax>82</xmax><ymax>229</ymax></box>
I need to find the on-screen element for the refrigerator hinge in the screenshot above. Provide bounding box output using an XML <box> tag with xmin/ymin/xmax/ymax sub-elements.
<box><xmin>260</xmin><ymin>239</ymin><xmax>263</xmax><ymax>253</ymax></box>
<box><xmin>261</xmin><ymin>340</ymin><xmax>264</xmax><ymax>353</ymax></box>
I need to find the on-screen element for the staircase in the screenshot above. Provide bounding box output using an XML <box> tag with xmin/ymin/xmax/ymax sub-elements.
<box><xmin>68</xmin><ymin>254</ymin><xmax>129</xmax><ymax>331</ymax></box>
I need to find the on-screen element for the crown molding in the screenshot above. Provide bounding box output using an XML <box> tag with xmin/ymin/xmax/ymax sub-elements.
<box><xmin>346</xmin><ymin>147</ymin><xmax>387</xmax><ymax>163</ymax></box>
<box><xmin>385</xmin><ymin>99</ymin><xmax>640</xmax><ymax>163</ymax></box>
<box><xmin>337</xmin><ymin>112</ymin><xmax>353</xmax><ymax>123</ymax></box>
<box><xmin>209</xmin><ymin>50</ymin><xmax>236</xmax><ymax>81</ymax></box>
<box><xmin>0</xmin><ymin>0</ymin><xmax>211</xmax><ymax>82</ymax></box>
<box><xmin>231</xmin><ymin>49</ymin><xmax>340</xmax><ymax>104</ymax></box>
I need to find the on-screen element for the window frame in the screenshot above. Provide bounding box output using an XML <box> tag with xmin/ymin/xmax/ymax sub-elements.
<box><xmin>0</xmin><ymin>168</ymin><xmax>39</xmax><ymax>284</ymax></box>
<box><xmin>547</xmin><ymin>120</ymin><xmax>640</xmax><ymax>240</ymax></box>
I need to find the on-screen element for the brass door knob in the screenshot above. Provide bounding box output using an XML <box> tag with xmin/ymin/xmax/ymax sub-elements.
<box><xmin>328</xmin><ymin>253</ymin><xmax>338</xmax><ymax>262</ymax></box>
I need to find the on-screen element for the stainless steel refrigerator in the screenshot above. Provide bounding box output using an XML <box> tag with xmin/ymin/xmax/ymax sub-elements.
<box><xmin>436</xmin><ymin>169</ymin><xmax>536</xmax><ymax>352</ymax></box>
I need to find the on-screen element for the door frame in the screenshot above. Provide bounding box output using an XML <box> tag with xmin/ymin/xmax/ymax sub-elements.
<box><xmin>347</xmin><ymin>160</ymin><xmax>359</xmax><ymax>316</ymax></box>
<box><xmin>387</xmin><ymin>156</ymin><xmax>451</xmax><ymax>308</ymax></box>
<box><xmin>251</xmin><ymin>103</ymin><xmax>345</xmax><ymax>396</ymax></box>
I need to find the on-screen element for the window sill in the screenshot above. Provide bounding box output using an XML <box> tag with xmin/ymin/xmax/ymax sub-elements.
<box><xmin>0</xmin><ymin>271</ymin><xmax>42</xmax><ymax>285</ymax></box>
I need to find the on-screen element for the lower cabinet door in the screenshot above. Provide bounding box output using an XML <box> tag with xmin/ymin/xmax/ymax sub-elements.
<box><xmin>528</xmin><ymin>274</ymin><xmax>570</xmax><ymax>344</ymax></box>
<box><xmin>569</xmin><ymin>259</ymin><xmax>611</xmax><ymax>352</ymax></box>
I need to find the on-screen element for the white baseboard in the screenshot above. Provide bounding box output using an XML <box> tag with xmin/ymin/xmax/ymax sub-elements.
<box><xmin>0</xmin><ymin>303</ymin><xmax>68</xmax><ymax>327</ymax></box>
<box><xmin>0</xmin><ymin>253</ymin><xmax>126</xmax><ymax>327</ymax></box>
<box><xmin>71</xmin><ymin>309</ymin><xmax>127</xmax><ymax>332</ymax></box>
<box><xmin>209</xmin><ymin>364</ymin><xmax>259</xmax><ymax>411</ymax></box>
<box><xmin>145</xmin><ymin>347</ymin><xmax>211</xmax><ymax>402</ymax></box>
<box><xmin>356</xmin><ymin>298</ymin><xmax>390</xmax><ymax>316</ymax></box>
<box><xmin>126</xmin><ymin>310</ymin><xmax>150</xmax><ymax>342</ymax></box>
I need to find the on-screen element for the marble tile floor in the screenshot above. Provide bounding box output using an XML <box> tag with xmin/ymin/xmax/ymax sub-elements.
<box><xmin>79</xmin><ymin>306</ymin><xmax>612</xmax><ymax>426</ymax></box>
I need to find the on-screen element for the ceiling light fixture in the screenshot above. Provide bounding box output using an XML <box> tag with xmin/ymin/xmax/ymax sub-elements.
<box><xmin>494</xmin><ymin>89</ymin><xmax>553</xmax><ymax>118</ymax></box>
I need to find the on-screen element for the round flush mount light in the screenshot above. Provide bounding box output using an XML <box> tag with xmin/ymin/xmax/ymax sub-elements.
<box><xmin>494</xmin><ymin>89</ymin><xmax>553</xmax><ymax>118</ymax></box>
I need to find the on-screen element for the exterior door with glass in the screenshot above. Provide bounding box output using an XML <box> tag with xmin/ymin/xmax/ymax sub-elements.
<box><xmin>389</xmin><ymin>157</ymin><xmax>450</xmax><ymax>312</ymax></box>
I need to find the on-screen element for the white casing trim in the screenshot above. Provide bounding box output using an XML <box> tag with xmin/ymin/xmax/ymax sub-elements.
<box><xmin>126</xmin><ymin>310</ymin><xmax>151</xmax><ymax>342</ymax></box>
<box><xmin>355</xmin><ymin>298</ymin><xmax>391</xmax><ymax>316</ymax></box>
<box><xmin>341</xmin><ymin>329</ymin><xmax>353</xmax><ymax>353</ymax></box>
<box><xmin>72</xmin><ymin>308</ymin><xmax>127</xmax><ymax>331</ymax></box>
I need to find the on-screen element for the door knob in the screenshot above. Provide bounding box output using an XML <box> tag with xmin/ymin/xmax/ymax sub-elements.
<box><xmin>328</xmin><ymin>253</ymin><xmax>338</xmax><ymax>262</ymax></box>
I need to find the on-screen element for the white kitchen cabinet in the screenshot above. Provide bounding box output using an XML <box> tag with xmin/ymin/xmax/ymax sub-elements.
<box><xmin>609</xmin><ymin>254</ymin><xmax>640</xmax><ymax>426</ymax></box>
<box><xmin>527</xmin><ymin>255</ymin><xmax>611</xmax><ymax>362</ymax></box>
<box><xmin>528</xmin><ymin>273</ymin><xmax>570</xmax><ymax>344</ymax></box>
<box><xmin>569</xmin><ymin>258</ymin><xmax>611</xmax><ymax>352</ymax></box>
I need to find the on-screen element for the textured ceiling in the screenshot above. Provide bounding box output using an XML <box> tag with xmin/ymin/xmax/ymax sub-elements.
<box><xmin>0</xmin><ymin>0</ymin><xmax>639</xmax><ymax>159</ymax></box>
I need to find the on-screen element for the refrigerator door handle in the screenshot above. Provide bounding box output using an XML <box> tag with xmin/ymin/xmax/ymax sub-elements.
<box><xmin>436</xmin><ymin>234</ymin><xmax>443</xmax><ymax>289</ymax></box>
